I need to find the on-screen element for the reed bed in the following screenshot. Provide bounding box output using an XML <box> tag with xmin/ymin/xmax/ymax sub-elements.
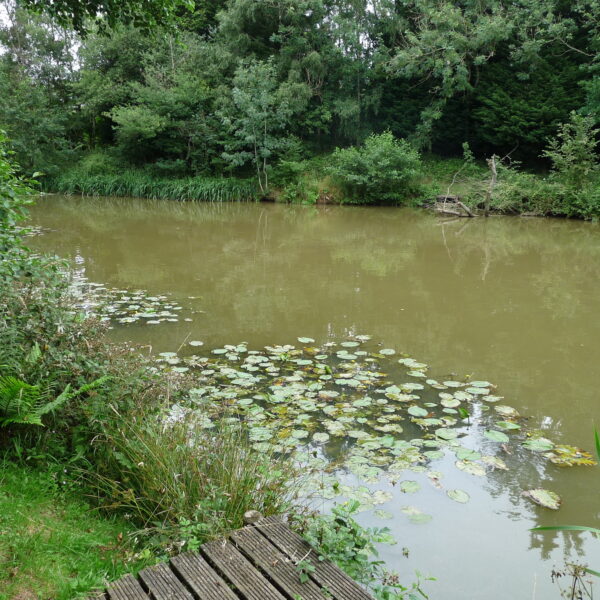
<box><xmin>45</xmin><ymin>172</ymin><xmax>259</xmax><ymax>202</ymax></box>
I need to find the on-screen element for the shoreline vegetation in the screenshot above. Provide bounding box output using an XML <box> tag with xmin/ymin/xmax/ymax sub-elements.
<box><xmin>43</xmin><ymin>125</ymin><xmax>600</xmax><ymax>221</ymax></box>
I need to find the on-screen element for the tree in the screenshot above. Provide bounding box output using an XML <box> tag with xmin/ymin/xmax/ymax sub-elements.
<box><xmin>221</xmin><ymin>59</ymin><xmax>310</xmax><ymax>193</ymax></box>
<box><xmin>17</xmin><ymin>0</ymin><xmax>195</xmax><ymax>34</ymax></box>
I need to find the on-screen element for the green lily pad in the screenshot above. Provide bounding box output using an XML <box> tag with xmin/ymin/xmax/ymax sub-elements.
<box><xmin>484</xmin><ymin>430</ymin><xmax>510</xmax><ymax>443</ymax></box>
<box><xmin>523</xmin><ymin>488</ymin><xmax>561</xmax><ymax>510</ymax></box>
<box><xmin>523</xmin><ymin>438</ymin><xmax>554</xmax><ymax>452</ymax></box>
<box><xmin>455</xmin><ymin>460</ymin><xmax>486</xmax><ymax>477</ymax></box>
<box><xmin>447</xmin><ymin>489</ymin><xmax>470</xmax><ymax>503</ymax></box>
<box><xmin>495</xmin><ymin>421</ymin><xmax>521</xmax><ymax>430</ymax></box>
<box><xmin>400</xmin><ymin>480</ymin><xmax>420</xmax><ymax>494</ymax></box>
<box><xmin>408</xmin><ymin>405</ymin><xmax>428</xmax><ymax>417</ymax></box>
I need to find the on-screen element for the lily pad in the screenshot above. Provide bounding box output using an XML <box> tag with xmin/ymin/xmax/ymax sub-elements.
<box><xmin>523</xmin><ymin>488</ymin><xmax>561</xmax><ymax>510</ymax></box>
<box><xmin>447</xmin><ymin>489</ymin><xmax>470</xmax><ymax>503</ymax></box>
<box><xmin>523</xmin><ymin>438</ymin><xmax>554</xmax><ymax>452</ymax></box>
<box><xmin>400</xmin><ymin>480</ymin><xmax>420</xmax><ymax>494</ymax></box>
<box><xmin>408</xmin><ymin>405</ymin><xmax>428</xmax><ymax>418</ymax></box>
<box><xmin>484</xmin><ymin>430</ymin><xmax>510</xmax><ymax>443</ymax></box>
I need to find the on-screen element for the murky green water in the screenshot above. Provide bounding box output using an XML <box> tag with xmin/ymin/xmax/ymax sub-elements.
<box><xmin>29</xmin><ymin>195</ymin><xmax>600</xmax><ymax>600</ymax></box>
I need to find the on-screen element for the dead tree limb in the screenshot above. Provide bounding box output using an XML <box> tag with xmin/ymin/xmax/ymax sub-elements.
<box><xmin>484</xmin><ymin>155</ymin><xmax>498</xmax><ymax>218</ymax></box>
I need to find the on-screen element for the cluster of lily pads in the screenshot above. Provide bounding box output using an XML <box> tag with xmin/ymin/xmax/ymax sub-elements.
<box><xmin>154</xmin><ymin>336</ymin><xmax>596</xmax><ymax>514</ymax></box>
<box><xmin>71</xmin><ymin>279</ymin><xmax>191</xmax><ymax>326</ymax></box>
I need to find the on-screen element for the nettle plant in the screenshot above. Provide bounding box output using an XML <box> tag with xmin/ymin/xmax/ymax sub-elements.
<box><xmin>294</xmin><ymin>500</ymin><xmax>430</xmax><ymax>600</ymax></box>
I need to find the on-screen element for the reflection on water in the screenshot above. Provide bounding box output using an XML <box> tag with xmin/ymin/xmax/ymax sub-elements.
<box><xmin>29</xmin><ymin>195</ymin><xmax>600</xmax><ymax>600</ymax></box>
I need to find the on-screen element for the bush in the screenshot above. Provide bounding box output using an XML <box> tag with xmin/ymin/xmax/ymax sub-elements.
<box><xmin>542</xmin><ymin>112</ymin><xmax>599</xmax><ymax>187</ymax></box>
<box><xmin>327</xmin><ymin>132</ymin><xmax>423</xmax><ymax>204</ymax></box>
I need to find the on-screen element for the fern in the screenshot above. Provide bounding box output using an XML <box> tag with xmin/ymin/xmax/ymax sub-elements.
<box><xmin>0</xmin><ymin>376</ymin><xmax>47</xmax><ymax>426</ymax></box>
<box><xmin>0</xmin><ymin>375</ymin><xmax>110</xmax><ymax>428</ymax></box>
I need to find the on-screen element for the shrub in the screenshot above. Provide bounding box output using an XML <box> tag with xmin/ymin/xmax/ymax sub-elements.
<box><xmin>542</xmin><ymin>112</ymin><xmax>599</xmax><ymax>187</ymax></box>
<box><xmin>327</xmin><ymin>132</ymin><xmax>423</xmax><ymax>204</ymax></box>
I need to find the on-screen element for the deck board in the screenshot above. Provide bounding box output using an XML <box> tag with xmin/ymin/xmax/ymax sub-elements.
<box><xmin>91</xmin><ymin>518</ymin><xmax>374</xmax><ymax>600</ymax></box>
<box><xmin>106</xmin><ymin>574</ymin><xmax>149</xmax><ymax>600</ymax></box>
<box><xmin>138</xmin><ymin>562</ymin><xmax>194</xmax><ymax>600</ymax></box>
<box><xmin>202</xmin><ymin>538</ymin><xmax>287</xmax><ymax>600</ymax></box>
<box><xmin>231</xmin><ymin>525</ymin><xmax>331</xmax><ymax>600</ymax></box>
<box><xmin>170</xmin><ymin>552</ymin><xmax>239</xmax><ymax>600</ymax></box>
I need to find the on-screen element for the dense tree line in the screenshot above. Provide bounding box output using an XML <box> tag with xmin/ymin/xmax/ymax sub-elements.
<box><xmin>0</xmin><ymin>0</ymin><xmax>598</xmax><ymax>181</ymax></box>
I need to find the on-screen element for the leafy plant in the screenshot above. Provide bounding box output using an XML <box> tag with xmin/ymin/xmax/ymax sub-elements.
<box><xmin>328</xmin><ymin>132</ymin><xmax>424</xmax><ymax>205</ymax></box>
<box><xmin>293</xmin><ymin>500</ymin><xmax>430</xmax><ymax>600</ymax></box>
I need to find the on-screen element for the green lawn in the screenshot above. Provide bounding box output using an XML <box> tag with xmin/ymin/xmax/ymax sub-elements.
<box><xmin>0</xmin><ymin>461</ymin><xmax>151</xmax><ymax>600</ymax></box>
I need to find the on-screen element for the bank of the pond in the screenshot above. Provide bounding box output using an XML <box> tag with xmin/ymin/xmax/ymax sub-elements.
<box><xmin>44</xmin><ymin>154</ymin><xmax>600</xmax><ymax>220</ymax></box>
<box><xmin>0</xmin><ymin>461</ymin><xmax>153</xmax><ymax>600</ymax></box>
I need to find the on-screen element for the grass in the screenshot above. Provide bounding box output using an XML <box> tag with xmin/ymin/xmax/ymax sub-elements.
<box><xmin>0</xmin><ymin>461</ymin><xmax>152</xmax><ymax>600</ymax></box>
<box><xmin>44</xmin><ymin>171</ymin><xmax>259</xmax><ymax>203</ymax></box>
<box><xmin>89</xmin><ymin>407</ymin><xmax>299</xmax><ymax>552</ymax></box>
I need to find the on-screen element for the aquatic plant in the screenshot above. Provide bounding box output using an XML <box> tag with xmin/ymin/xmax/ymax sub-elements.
<box><xmin>44</xmin><ymin>172</ymin><xmax>259</xmax><ymax>203</ymax></box>
<box><xmin>148</xmin><ymin>336</ymin><xmax>596</xmax><ymax>521</ymax></box>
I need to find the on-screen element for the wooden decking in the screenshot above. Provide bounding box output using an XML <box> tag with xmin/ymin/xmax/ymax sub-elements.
<box><xmin>94</xmin><ymin>516</ymin><xmax>374</xmax><ymax>600</ymax></box>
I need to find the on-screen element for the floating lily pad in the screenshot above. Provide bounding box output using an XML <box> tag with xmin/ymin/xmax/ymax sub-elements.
<box><xmin>484</xmin><ymin>430</ymin><xmax>510</xmax><ymax>443</ymax></box>
<box><xmin>544</xmin><ymin>445</ymin><xmax>597</xmax><ymax>467</ymax></box>
<box><xmin>523</xmin><ymin>489</ymin><xmax>561</xmax><ymax>510</ymax></box>
<box><xmin>455</xmin><ymin>460</ymin><xmax>486</xmax><ymax>477</ymax></box>
<box><xmin>447</xmin><ymin>489</ymin><xmax>470</xmax><ymax>503</ymax></box>
<box><xmin>400</xmin><ymin>480</ymin><xmax>420</xmax><ymax>494</ymax></box>
<box><xmin>408</xmin><ymin>405</ymin><xmax>428</xmax><ymax>417</ymax></box>
<box><xmin>523</xmin><ymin>438</ymin><xmax>554</xmax><ymax>452</ymax></box>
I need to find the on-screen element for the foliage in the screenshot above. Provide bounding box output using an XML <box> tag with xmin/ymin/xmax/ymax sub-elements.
<box><xmin>0</xmin><ymin>375</ymin><xmax>69</xmax><ymax>427</ymax></box>
<box><xmin>46</xmin><ymin>171</ymin><xmax>258</xmax><ymax>202</ymax></box>
<box><xmin>17</xmin><ymin>0</ymin><xmax>194</xmax><ymax>34</ymax></box>
<box><xmin>88</xmin><ymin>410</ymin><xmax>298</xmax><ymax>551</ymax></box>
<box><xmin>2</xmin><ymin>0</ymin><xmax>598</xmax><ymax>201</ymax></box>
<box><xmin>543</xmin><ymin>112</ymin><xmax>600</xmax><ymax>186</ymax></box>
<box><xmin>328</xmin><ymin>132</ymin><xmax>424</xmax><ymax>205</ymax></box>
<box><xmin>0</xmin><ymin>130</ymin><xmax>35</xmax><ymax>252</ymax></box>
<box><xmin>294</xmin><ymin>501</ymin><xmax>430</xmax><ymax>600</ymax></box>
<box><xmin>0</xmin><ymin>460</ymin><xmax>153</xmax><ymax>600</ymax></box>
<box><xmin>221</xmin><ymin>59</ymin><xmax>310</xmax><ymax>194</ymax></box>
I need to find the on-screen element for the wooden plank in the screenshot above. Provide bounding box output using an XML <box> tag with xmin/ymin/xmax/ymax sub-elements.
<box><xmin>202</xmin><ymin>539</ymin><xmax>287</xmax><ymax>600</ymax></box>
<box><xmin>106</xmin><ymin>573</ymin><xmax>149</xmax><ymax>600</ymax></box>
<box><xmin>231</xmin><ymin>526</ymin><xmax>331</xmax><ymax>600</ymax></box>
<box><xmin>170</xmin><ymin>552</ymin><xmax>238</xmax><ymax>600</ymax></box>
<box><xmin>138</xmin><ymin>562</ymin><xmax>194</xmax><ymax>600</ymax></box>
<box><xmin>256</xmin><ymin>517</ymin><xmax>375</xmax><ymax>600</ymax></box>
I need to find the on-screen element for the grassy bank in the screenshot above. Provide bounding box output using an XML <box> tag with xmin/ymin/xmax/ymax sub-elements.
<box><xmin>0</xmin><ymin>462</ymin><xmax>152</xmax><ymax>600</ymax></box>
<box><xmin>44</xmin><ymin>152</ymin><xmax>600</xmax><ymax>221</ymax></box>
<box><xmin>44</xmin><ymin>171</ymin><xmax>259</xmax><ymax>202</ymax></box>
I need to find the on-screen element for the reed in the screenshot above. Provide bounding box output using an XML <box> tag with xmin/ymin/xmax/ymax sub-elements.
<box><xmin>44</xmin><ymin>171</ymin><xmax>259</xmax><ymax>203</ymax></box>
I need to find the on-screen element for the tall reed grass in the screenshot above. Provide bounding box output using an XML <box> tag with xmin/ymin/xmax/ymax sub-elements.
<box><xmin>88</xmin><ymin>406</ymin><xmax>298</xmax><ymax>550</ymax></box>
<box><xmin>45</xmin><ymin>171</ymin><xmax>259</xmax><ymax>202</ymax></box>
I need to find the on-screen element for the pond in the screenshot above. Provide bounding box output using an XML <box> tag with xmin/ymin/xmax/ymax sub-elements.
<box><xmin>29</xmin><ymin>195</ymin><xmax>600</xmax><ymax>600</ymax></box>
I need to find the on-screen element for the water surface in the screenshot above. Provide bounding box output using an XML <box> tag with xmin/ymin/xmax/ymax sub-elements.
<box><xmin>29</xmin><ymin>196</ymin><xmax>600</xmax><ymax>600</ymax></box>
